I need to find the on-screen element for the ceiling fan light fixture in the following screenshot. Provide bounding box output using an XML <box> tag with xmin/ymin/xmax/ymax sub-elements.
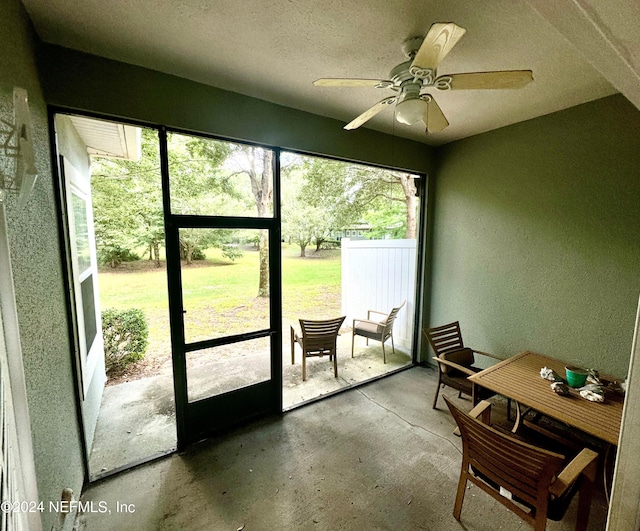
<box><xmin>395</xmin><ymin>97</ymin><xmax>425</xmax><ymax>125</ymax></box>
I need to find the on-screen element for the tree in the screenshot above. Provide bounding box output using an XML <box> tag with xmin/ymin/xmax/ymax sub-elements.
<box><xmin>297</xmin><ymin>156</ymin><xmax>419</xmax><ymax>242</ymax></box>
<box><xmin>299</xmin><ymin>158</ymin><xmax>361</xmax><ymax>231</ymax></box>
<box><xmin>358</xmin><ymin>172</ymin><xmax>418</xmax><ymax>239</ymax></box>
<box><xmin>169</xmin><ymin>133</ymin><xmax>235</xmax><ymax>215</ymax></box>
<box><xmin>397</xmin><ymin>172</ymin><xmax>418</xmax><ymax>239</ymax></box>
<box><xmin>92</xmin><ymin>129</ymin><xmax>165</xmax><ymax>267</ymax></box>
<box><xmin>139</xmin><ymin>208</ymin><xmax>165</xmax><ymax>267</ymax></box>
<box><xmin>363</xmin><ymin>201</ymin><xmax>406</xmax><ymax>240</ymax></box>
<box><xmin>93</xmin><ymin>131</ymin><xmax>250</xmax><ymax>267</ymax></box>
<box><xmin>224</xmin><ymin>145</ymin><xmax>273</xmax><ymax>297</ymax></box>
<box><xmin>178</xmin><ymin>228</ymin><xmax>242</xmax><ymax>265</ymax></box>
<box><xmin>283</xmin><ymin>204</ymin><xmax>331</xmax><ymax>257</ymax></box>
<box><xmin>167</xmin><ymin>133</ymin><xmax>245</xmax><ymax>265</ymax></box>
<box><xmin>169</xmin><ymin>139</ymin><xmax>272</xmax><ymax>293</ymax></box>
<box><xmin>280</xmin><ymin>157</ymin><xmax>357</xmax><ymax>256</ymax></box>
<box><xmin>345</xmin><ymin>166</ymin><xmax>418</xmax><ymax>239</ymax></box>
<box><xmin>91</xmin><ymin>168</ymin><xmax>143</xmax><ymax>267</ymax></box>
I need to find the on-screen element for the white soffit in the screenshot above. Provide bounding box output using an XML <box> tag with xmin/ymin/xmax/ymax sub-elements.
<box><xmin>69</xmin><ymin>116</ymin><xmax>141</xmax><ymax>161</ymax></box>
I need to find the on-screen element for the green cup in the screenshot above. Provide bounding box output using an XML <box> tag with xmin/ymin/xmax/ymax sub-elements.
<box><xmin>565</xmin><ymin>366</ymin><xmax>588</xmax><ymax>388</ymax></box>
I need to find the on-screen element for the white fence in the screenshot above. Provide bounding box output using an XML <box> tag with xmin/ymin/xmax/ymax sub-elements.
<box><xmin>341</xmin><ymin>238</ymin><xmax>417</xmax><ymax>350</ymax></box>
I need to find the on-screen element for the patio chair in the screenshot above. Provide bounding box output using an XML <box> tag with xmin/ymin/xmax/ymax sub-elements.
<box><xmin>351</xmin><ymin>301</ymin><xmax>405</xmax><ymax>364</ymax></box>
<box><xmin>443</xmin><ymin>396</ymin><xmax>599</xmax><ymax>531</ymax></box>
<box><xmin>424</xmin><ymin>321</ymin><xmax>501</xmax><ymax>409</ymax></box>
<box><xmin>291</xmin><ymin>316</ymin><xmax>346</xmax><ymax>381</ymax></box>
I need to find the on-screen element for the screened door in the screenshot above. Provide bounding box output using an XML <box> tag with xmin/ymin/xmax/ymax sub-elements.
<box><xmin>161</xmin><ymin>130</ymin><xmax>282</xmax><ymax>446</ymax></box>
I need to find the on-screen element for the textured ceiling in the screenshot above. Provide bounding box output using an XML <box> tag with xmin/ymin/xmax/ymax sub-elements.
<box><xmin>21</xmin><ymin>0</ymin><xmax>623</xmax><ymax>146</ymax></box>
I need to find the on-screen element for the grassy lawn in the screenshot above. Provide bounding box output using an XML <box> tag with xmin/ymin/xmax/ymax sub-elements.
<box><xmin>98</xmin><ymin>243</ymin><xmax>342</xmax><ymax>377</ymax></box>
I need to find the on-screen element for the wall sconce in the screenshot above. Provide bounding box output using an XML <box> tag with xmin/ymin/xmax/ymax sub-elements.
<box><xmin>0</xmin><ymin>87</ymin><xmax>38</xmax><ymax>208</ymax></box>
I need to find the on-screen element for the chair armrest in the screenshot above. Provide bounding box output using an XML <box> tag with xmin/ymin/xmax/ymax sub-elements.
<box><xmin>354</xmin><ymin>318</ymin><xmax>383</xmax><ymax>327</ymax></box>
<box><xmin>453</xmin><ymin>398</ymin><xmax>492</xmax><ymax>437</ymax></box>
<box><xmin>468</xmin><ymin>400</ymin><xmax>492</xmax><ymax>424</ymax></box>
<box><xmin>367</xmin><ymin>309</ymin><xmax>389</xmax><ymax>320</ymax></box>
<box><xmin>549</xmin><ymin>448</ymin><xmax>599</xmax><ymax>498</ymax></box>
<box><xmin>432</xmin><ymin>357</ymin><xmax>476</xmax><ymax>377</ymax></box>
<box><xmin>472</xmin><ymin>349</ymin><xmax>502</xmax><ymax>360</ymax></box>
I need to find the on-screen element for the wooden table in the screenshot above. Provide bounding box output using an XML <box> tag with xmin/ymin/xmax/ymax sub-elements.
<box><xmin>468</xmin><ymin>351</ymin><xmax>624</xmax><ymax>446</ymax></box>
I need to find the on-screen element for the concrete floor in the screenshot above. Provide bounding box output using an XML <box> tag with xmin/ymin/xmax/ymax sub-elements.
<box><xmin>88</xmin><ymin>334</ymin><xmax>412</xmax><ymax>479</ymax></box>
<box><xmin>77</xmin><ymin>367</ymin><xmax>609</xmax><ymax>530</ymax></box>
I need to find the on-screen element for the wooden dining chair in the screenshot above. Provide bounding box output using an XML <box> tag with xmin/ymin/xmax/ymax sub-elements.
<box><xmin>444</xmin><ymin>396</ymin><xmax>599</xmax><ymax>531</ymax></box>
<box><xmin>424</xmin><ymin>321</ymin><xmax>501</xmax><ymax>409</ymax></box>
<box><xmin>291</xmin><ymin>316</ymin><xmax>346</xmax><ymax>381</ymax></box>
<box><xmin>351</xmin><ymin>300</ymin><xmax>405</xmax><ymax>363</ymax></box>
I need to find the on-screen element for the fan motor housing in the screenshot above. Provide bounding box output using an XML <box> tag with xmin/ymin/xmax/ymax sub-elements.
<box><xmin>398</xmin><ymin>82</ymin><xmax>422</xmax><ymax>102</ymax></box>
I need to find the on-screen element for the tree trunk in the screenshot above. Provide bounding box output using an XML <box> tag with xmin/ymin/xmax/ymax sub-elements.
<box><xmin>399</xmin><ymin>173</ymin><xmax>417</xmax><ymax>239</ymax></box>
<box><xmin>153</xmin><ymin>241</ymin><xmax>160</xmax><ymax>268</ymax></box>
<box><xmin>405</xmin><ymin>193</ymin><xmax>417</xmax><ymax>239</ymax></box>
<box><xmin>186</xmin><ymin>244</ymin><xmax>194</xmax><ymax>265</ymax></box>
<box><xmin>299</xmin><ymin>242</ymin><xmax>307</xmax><ymax>257</ymax></box>
<box><xmin>247</xmin><ymin>148</ymin><xmax>273</xmax><ymax>297</ymax></box>
<box><xmin>148</xmin><ymin>245</ymin><xmax>153</xmax><ymax>261</ymax></box>
<box><xmin>257</xmin><ymin>229</ymin><xmax>269</xmax><ymax>297</ymax></box>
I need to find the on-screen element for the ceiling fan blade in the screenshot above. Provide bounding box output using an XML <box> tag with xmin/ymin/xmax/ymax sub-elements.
<box><xmin>423</xmin><ymin>96</ymin><xmax>449</xmax><ymax>133</ymax></box>
<box><xmin>444</xmin><ymin>70</ymin><xmax>533</xmax><ymax>90</ymax></box>
<box><xmin>313</xmin><ymin>78</ymin><xmax>391</xmax><ymax>88</ymax></box>
<box><xmin>411</xmin><ymin>22</ymin><xmax>466</xmax><ymax>72</ymax></box>
<box><xmin>344</xmin><ymin>96</ymin><xmax>397</xmax><ymax>130</ymax></box>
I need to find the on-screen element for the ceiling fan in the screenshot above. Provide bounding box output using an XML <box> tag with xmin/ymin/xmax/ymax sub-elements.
<box><xmin>313</xmin><ymin>22</ymin><xmax>533</xmax><ymax>134</ymax></box>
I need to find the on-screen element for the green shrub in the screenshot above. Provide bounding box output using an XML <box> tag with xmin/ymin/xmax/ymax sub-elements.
<box><xmin>98</xmin><ymin>247</ymin><xmax>140</xmax><ymax>268</ymax></box>
<box><xmin>102</xmin><ymin>308</ymin><xmax>148</xmax><ymax>374</ymax></box>
<box><xmin>191</xmin><ymin>247</ymin><xmax>206</xmax><ymax>261</ymax></box>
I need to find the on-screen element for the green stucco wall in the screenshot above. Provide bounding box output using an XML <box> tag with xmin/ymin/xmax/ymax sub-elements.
<box><xmin>431</xmin><ymin>94</ymin><xmax>640</xmax><ymax>378</ymax></box>
<box><xmin>0</xmin><ymin>1</ymin><xmax>84</xmax><ymax>529</ymax></box>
